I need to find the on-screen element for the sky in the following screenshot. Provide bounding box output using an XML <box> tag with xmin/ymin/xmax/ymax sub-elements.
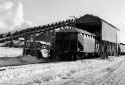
<box><xmin>0</xmin><ymin>0</ymin><xmax>125</xmax><ymax>43</ymax></box>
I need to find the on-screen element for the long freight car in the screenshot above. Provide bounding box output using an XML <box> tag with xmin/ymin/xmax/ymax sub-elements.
<box><xmin>50</xmin><ymin>28</ymin><xmax>96</xmax><ymax>61</ymax></box>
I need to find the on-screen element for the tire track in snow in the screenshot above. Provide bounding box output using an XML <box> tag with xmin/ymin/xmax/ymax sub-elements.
<box><xmin>98</xmin><ymin>60</ymin><xmax>125</xmax><ymax>85</ymax></box>
<box><xmin>54</xmin><ymin>58</ymin><xmax>125</xmax><ymax>85</ymax></box>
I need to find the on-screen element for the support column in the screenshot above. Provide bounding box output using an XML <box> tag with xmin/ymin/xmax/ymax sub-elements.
<box><xmin>23</xmin><ymin>35</ymin><xmax>28</xmax><ymax>55</ymax></box>
<box><xmin>32</xmin><ymin>33</ymin><xmax>37</xmax><ymax>57</ymax></box>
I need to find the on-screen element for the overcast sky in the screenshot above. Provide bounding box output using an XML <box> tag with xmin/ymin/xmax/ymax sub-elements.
<box><xmin>0</xmin><ymin>0</ymin><xmax>125</xmax><ymax>43</ymax></box>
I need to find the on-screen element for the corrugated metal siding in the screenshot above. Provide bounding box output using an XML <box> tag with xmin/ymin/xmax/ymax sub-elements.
<box><xmin>102</xmin><ymin>21</ymin><xmax>117</xmax><ymax>43</ymax></box>
<box><xmin>78</xmin><ymin>33</ymin><xmax>84</xmax><ymax>48</ymax></box>
<box><xmin>78</xmin><ymin>33</ymin><xmax>95</xmax><ymax>53</ymax></box>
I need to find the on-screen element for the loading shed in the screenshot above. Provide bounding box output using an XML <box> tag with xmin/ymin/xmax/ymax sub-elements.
<box><xmin>75</xmin><ymin>14</ymin><xmax>120</xmax><ymax>58</ymax></box>
<box><xmin>75</xmin><ymin>14</ymin><xmax>120</xmax><ymax>43</ymax></box>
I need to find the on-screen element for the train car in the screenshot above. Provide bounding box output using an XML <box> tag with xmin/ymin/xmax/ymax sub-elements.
<box><xmin>119</xmin><ymin>43</ymin><xmax>125</xmax><ymax>55</ymax></box>
<box><xmin>75</xmin><ymin>14</ymin><xmax>120</xmax><ymax>58</ymax></box>
<box><xmin>50</xmin><ymin>28</ymin><xmax>96</xmax><ymax>61</ymax></box>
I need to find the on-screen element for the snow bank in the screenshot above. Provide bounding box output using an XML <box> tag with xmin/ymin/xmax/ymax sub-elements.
<box><xmin>0</xmin><ymin>56</ymin><xmax>125</xmax><ymax>85</ymax></box>
<box><xmin>19</xmin><ymin>55</ymin><xmax>40</xmax><ymax>63</ymax></box>
<box><xmin>0</xmin><ymin>57</ymin><xmax>21</xmax><ymax>66</ymax></box>
<box><xmin>0</xmin><ymin>47</ymin><xmax>49</xmax><ymax>66</ymax></box>
<box><xmin>0</xmin><ymin>47</ymin><xmax>22</xmax><ymax>57</ymax></box>
<box><xmin>0</xmin><ymin>55</ymin><xmax>40</xmax><ymax>67</ymax></box>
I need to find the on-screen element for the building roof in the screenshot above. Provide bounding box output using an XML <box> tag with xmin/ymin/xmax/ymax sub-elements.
<box><xmin>76</xmin><ymin>14</ymin><xmax>120</xmax><ymax>31</ymax></box>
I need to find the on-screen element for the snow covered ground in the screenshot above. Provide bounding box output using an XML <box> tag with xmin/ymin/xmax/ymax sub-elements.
<box><xmin>0</xmin><ymin>47</ymin><xmax>49</xmax><ymax>66</ymax></box>
<box><xmin>0</xmin><ymin>55</ymin><xmax>41</xmax><ymax>67</ymax></box>
<box><xmin>0</xmin><ymin>56</ymin><xmax>125</xmax><ymax>85</ymax></box>
<box><xmin>0</xmin><ymin>47</ymin><xmax>22</xmax><ymax>57</ymax></box>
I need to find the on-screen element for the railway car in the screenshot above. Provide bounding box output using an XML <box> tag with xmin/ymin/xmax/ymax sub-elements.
<box><xmin>50</xmin><ymin>28</ymin><xmax>96</xmax><ymax>61</ymax></box>
<box><xmin>119</xmin><ymin>43</ymin><xmax>125</xmax><ymax>55</ymax></box>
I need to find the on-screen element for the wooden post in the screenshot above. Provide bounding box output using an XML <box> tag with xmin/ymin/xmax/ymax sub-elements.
<box><xmin>51</xmin><ymin>29</ymin><xmax>55</xmax><ymax>60</ymax></box>
<box><xmin>105</xmin><ymin>41</ymin><xmax>108</xmax><ymax>59</ymax></box>
<box><xmin>52</xmin><ymin>29</ymin><xmax>55</xmax><ymax>46</ymax></box>
<box><xmin>23</xmin><ymin>35</ymin><xmax>27</xmax><ymax>55</ymax></box>
<box><xmin>99</xmin><ymin>40</ymin><xmax>103</xmax><ymax>58</ymax></box>
<box><xmin>95</xmin><ymin>37</ymin><xmax>97</xmax><ymax>53</ymax></box>
<box><xmin>33</xmin><ymin>33</ymin><xmax>37</xmax><ymax>57</ymax></box>
<box><xmin>76</xmin><ymin>33</ymin><xmax>78</xmax><ymax>60</ymax></box>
